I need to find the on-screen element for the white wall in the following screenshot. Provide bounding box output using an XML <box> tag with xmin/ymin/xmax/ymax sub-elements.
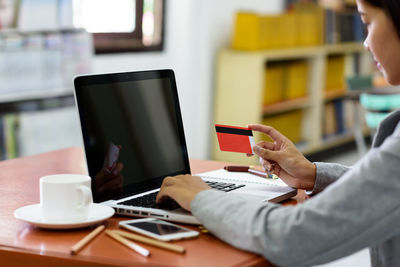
<box><xmin>92</xmin><ymin>0</ymin><xmax>284</xmax><ymax>160</ymax></box>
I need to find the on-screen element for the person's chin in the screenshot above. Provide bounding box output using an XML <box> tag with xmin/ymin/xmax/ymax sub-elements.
<box><xmin>384</xmin><ymin>71</ymin><xmax>400</xmax><ymax>86</ymax></box>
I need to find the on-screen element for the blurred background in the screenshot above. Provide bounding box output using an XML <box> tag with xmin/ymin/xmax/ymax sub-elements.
<box><xmin>3</xmin><ymin>0</ymin><xmax>394</xmax><ymax>265</ymax></box>
<box><xmin>0</xmin><ymin>0</ymin><xmax>391</xmax><ymax>163</ymax></box>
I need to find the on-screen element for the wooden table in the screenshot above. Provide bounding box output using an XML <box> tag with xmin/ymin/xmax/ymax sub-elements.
<box><xmin>0</xmin><ymin>147</ymin><xmax>306</xmax><ymax>267</ymax></box>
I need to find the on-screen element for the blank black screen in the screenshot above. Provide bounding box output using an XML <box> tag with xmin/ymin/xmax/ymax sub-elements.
<box><xmin>75</xmin><ymin>71</ymin><xmax>190</xmax><ymax>202</ymax></box>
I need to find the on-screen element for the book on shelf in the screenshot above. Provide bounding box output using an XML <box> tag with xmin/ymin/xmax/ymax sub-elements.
<box><xmin>232</xmin><ymin>12</ymin><xmax>261</xmax><ymax>50</ymax></box>
<box><xmin>260</xmin><ymin>13</ymin><xmax>297</xmax><ymax>49</ymax></box>
<box><xmin>278</xmin><ymin>13</ymin><xmax>297</xmax><ymax>48</ymax></box>
<box><xmin>325</xmin><ymin>55</ymin><xmax>345</xmax><ymax>92</ymax></box>
<box><xmin>296</xmin><ymin>11</ymin><xmax>324</xmax><ymax>46</ymax></box>
<box><xmin>284</xmin><ymin>60</ymin><xmax>308</xmax><ymax>100</ymax></box>
<box><xmin>324</xmin><ymin>8</ymin><xmax>366</xmax><ymax>44</ymax></box>
<box><xmin>262</xmin><ymin>110</ymin><xmax>303</xmax><ymax>144</ymax></box>
<box><xmin>323</xmin><ymin>99</ymin><xmax>350</xmax><ymax>138</ymax></box>
<box><xmin>264</xmin><ymin>62</ymin><xmax>285</xmax><ymax>105</ymax></box>
<box><xmin>232</xmin><ymin>3</ymin><xmax>324</xmax><ymax>51</ymax></box>
<box><xmin>344</xmin><ymin>98</ymin><xmax>355</xmax><ymax>130</ymax></box>
<box><xmin>2</xmin><ymin>114</ymin><xmax>19</xmax><ymax>159</ymax></box>
<box><xmin>263</xmin><ymin>60</ymin><xmax>308</xmax><ymax>106</ymax></box>
<box><xmin>323</xmin><ymin>102</ymin><xmax>337</xmax><ymax>137</ymax></box>
<box><xmin>0</xmin><ymin>107</ymin><xmax>82</xmax><ymax>160</ymax></box>
<box><xmin>333</xmin><ymin>99</ymin><xmax>345</xmax><ymax>134</ymax></box>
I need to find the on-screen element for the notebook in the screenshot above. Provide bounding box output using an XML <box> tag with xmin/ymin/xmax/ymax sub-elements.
<box><xmin>73</xmin><ymin>69</ymin><xmax>297</xmax><ymax>225</ymax></box>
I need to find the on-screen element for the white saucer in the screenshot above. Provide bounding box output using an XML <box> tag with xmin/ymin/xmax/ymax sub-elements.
<box><xmin>14</xmin><ymin>203</ymin><xmax>115</xmax><ymax>229</ymax></box>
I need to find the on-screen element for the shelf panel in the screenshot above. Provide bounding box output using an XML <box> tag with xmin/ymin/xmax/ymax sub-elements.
<box><xmin>223</xmin><ymin>42</ymin><xmax>365</xmax><ymax>61</ymax></box>
<box><xmin>262</xmin><ymin>97</ymin><xmax>311</xmax><ymax>115</ymax></box>
<box><xmin>323</xmin><ymin>42</ymin><xmax>366</xmax><ymax>54</ymax></box>
<box><xmin>324</xmin><ymin>89</ymin><xmax>347</xmax><ymax>101</ymax></box>
<box><xmin>301</xmin><ymin>130</ymin><xmax>370</xmax><ymax>155</ymax></box>
<box><xmin>322</xmin><ymin>132</ymin><xmax>356</xmax><ymax>146</ymax></box>
<box><xmin>0</xmin><ymin>88</ymin><xmax>73</xmax><ymax>105</ymax></box>
<box><xmin>0</xmin><ymin>28</ymin><xmax>85</xmax><ymax>35</ymax></box>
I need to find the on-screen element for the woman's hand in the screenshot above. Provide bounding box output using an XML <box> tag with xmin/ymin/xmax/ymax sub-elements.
<box><xmin>156</xmin><ymin>175</ymin><xmax>211</xmax><ymax>211</ymax></box>
<box><xmin>248</xmin><ymin>124</ymin><xmax>316</xmax><ymax>190</ymax></box>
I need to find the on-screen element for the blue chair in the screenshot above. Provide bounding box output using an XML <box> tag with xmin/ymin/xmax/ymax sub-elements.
<box><xmin>346</xmin><ymin>75</ymin><xmax>400</xmax><ymax>155</ymax></box>
<box><xmin>360</xmin><ymin>90</ymin><xmax>400</xmax><ymax>128</ymax></box>
<box><xmin>346</xmin><ymin>75</ymin><xmax>373</xmax><ymax>155</ymax></box>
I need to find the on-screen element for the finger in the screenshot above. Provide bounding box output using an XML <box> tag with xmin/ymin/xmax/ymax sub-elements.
<box><xmin>269</xmin><ymin>162</ymin><xmax>276</xmax><ymax>173</ymax></box>
<box><xmin>256</xmin><ymin>141</ymin><xmax>275</xmax><ymax>150</ymax></box>
<box><xmin>157</xmin><ymin>176</ymin><xmax>178</xmax><ymax>200</ymax></box>
<box><xmin>253</xmin><ymin>145</ymin><xmax>280</xmax><ymax>162</ymax></box>
<box><xmin>261</xmin><ymin>159</ymin><xmax>273</xmax><ymax>172</ymax></box>
<box><xmin>248</xmin><ymin>124</ymin><xmax>287</xmax><ymax>142</ymax></box>
<box><xmin>160</xmin><ymin>176</ymin><xmax>175</xmax><ymax>188</ymax></box>
<box><xmin>156</xmin><ymin>186</ymin><xmax>173</xmax><ymax>203</ymax></box>
<box><xmin>272</xmin><ymin>164</ymin><xmax>281</xmax><ymax>177</ymax></box>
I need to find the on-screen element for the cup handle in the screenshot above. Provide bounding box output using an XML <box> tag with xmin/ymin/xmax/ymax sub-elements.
<box><xmin>77</xmin><ymin>185</ymin><xmax>93</xmax><ymax>208</ymax></box>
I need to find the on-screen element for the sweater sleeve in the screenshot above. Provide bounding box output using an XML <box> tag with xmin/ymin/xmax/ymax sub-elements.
<box><xmin>308</xmin><ymin>162</ymin><xmax>351</xmax><ymax>194</ymax></box>
<box><xmin>191</xmin><ymin>126</ymin><xmax>400</xmax><ymax>267</ymax></box>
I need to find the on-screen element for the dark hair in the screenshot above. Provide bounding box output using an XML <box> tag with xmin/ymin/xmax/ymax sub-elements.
<box><xmin>363</xmin><ymin>0</ymin><xmax>400</xmax><ymax>38</ymax></box>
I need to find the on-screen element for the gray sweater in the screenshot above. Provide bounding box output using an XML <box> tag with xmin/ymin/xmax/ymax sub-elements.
<box><xmin>191</xmin><ymin>110</ymin><xmax>400</xmax><ymax>267</ymax></box>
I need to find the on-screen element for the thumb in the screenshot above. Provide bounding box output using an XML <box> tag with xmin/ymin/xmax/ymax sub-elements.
<box><xmin>253</xmin><ymin>145</ymin><xmax>280</xmax><ymax>162</ymax></box>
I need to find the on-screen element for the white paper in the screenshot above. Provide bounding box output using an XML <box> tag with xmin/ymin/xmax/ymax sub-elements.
<box><xmin>196</xmin><ymin>169</ymin><xmax>288</xmax><ymax>187</ymax></box>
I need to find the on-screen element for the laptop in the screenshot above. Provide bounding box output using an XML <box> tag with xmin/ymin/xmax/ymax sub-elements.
<box><xmin>73</xmin><ymin>69</ymin><xmax>297</xmax><ymax>225</ymax></box>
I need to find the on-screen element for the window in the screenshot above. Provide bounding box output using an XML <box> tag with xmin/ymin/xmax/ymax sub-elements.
<box><xmin>73</xmin><ymin>0</ymin><xmax>165</xmax><ymax>54</ymax></box>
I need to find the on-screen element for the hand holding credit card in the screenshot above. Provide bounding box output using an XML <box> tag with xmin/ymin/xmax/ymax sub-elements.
<box><xmin>215</xmin><ymin>124</ymin><xmax>255</xmax><ymax>154</ymax></box>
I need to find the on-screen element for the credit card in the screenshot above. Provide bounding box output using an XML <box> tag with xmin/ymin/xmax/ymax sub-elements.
<box><xmin>215</xmin><ymin>124</ymin><xmax>255</xmax><ymax>154</ymax></box>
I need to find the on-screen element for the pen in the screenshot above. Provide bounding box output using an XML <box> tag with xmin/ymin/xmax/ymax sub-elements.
<box><xmin>70</xmin><ymin>225</ymin><xmax>105</xmax><ymax>255</ymax></box>
<box><xmin>224</xmin><ymin>165</ymin><xmax>276</xmax><ymax>179</ymax></box>
<box><xmin>224</xmin><ymin>165</ymin><xmax>252</xmax><ymax>172</ymax></box>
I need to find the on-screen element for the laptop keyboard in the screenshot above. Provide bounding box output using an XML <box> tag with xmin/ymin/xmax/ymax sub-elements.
<box><xmin>117</xmin><ymin>181</ymin><xmax>245</xmax><ymax>210</ymax></box>
<box><xmin>205</xmin><ymin>181</ymin><xmax>245</xmax><ymax>192</ymax></box>
<box><xmin>118</xmin><ymin>192</ymin><xmax>180</xmax><ymax>210</ymax></box>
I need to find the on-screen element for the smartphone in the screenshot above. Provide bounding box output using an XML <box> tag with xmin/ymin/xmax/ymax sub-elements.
<box><xmin>119</xmin><ymin>218</ymin><xmax>199</xmax><ymax>241</ymax></box>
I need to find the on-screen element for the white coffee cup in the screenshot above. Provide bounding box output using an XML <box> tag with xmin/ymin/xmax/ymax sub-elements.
<box><xmin>40</xmin><ymin>174</ymin><xmax>93</xmax><ymax>222</ymax></box>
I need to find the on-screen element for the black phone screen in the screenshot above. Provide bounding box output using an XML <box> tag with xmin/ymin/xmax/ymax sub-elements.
<box><xmin>128</xmin><ymin>221</ymin><xmax>189</xmax><ymax>235</ymax></box>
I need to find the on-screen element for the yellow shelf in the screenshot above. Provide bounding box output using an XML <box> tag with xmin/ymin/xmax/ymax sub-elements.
<box><xmin>263</xmin><ymin>97</ymin><xmax>311</xmax><ymax>115</ymax></box>
<box><xmin>213</xmin><ymin>43</ymin><xmax>373</xmax><ymax>163</ymax></box>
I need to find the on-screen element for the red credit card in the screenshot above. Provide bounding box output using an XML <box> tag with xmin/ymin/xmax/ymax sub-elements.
<box><xmin>215</xmin><ymin>124</ymin><xmax>255</xmax><ymax>154</ymax></box>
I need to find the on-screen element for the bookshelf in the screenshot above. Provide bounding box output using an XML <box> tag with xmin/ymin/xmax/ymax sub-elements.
<box><xmin>212</xmin><ymin>43</ymin><xmax>373</xmax><ymax>164</ymax></box>
<box><xmin>0</xmin><ymin>28</ymin><xmax>92</xmax><ymax>159</ymax></box>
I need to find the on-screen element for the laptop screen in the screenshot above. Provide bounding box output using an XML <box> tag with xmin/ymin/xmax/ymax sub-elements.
<box><xmin>74</xmin><ymin>70</ymin><xmax>191</xmax><ymax>203</ymax></box>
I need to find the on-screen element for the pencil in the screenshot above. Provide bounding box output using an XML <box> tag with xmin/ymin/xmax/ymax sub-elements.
<box><xmin>113</xmin><ymin>230</ymin><xmax>186</xmax><ymax>254</ymax></box>
<box><xmin>70</xmin><ymin>225</ymin><xmax>105</xmax><ymax>255</ymax></box>
<box><xmin>105</xmin><ymin>230</ymin><xmax>150</xmax><ymax>257</ymax></box>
